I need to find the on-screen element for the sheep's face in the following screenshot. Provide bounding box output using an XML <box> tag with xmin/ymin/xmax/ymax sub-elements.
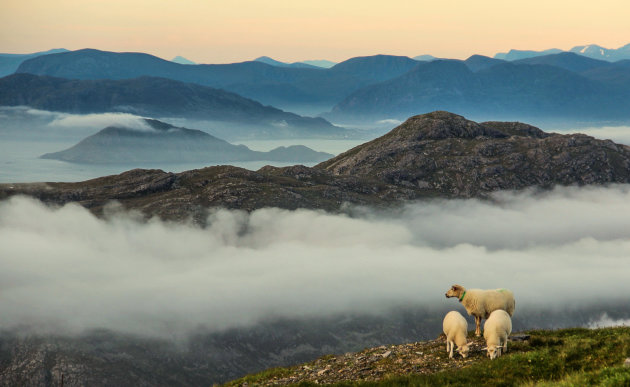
<box><xmin>458</xmin><ymin>343</ymin><xmax>471</xmax><ymax>358</ymax></box>
<box><xmin>486</xmin><ymin>345</ymin><xmax>501</xmax><ymax>360</ymax></box>
<box><xmin>445</xmin><ymin>284</ymin><xmax>464</xmax><ymax>299</ymax></box>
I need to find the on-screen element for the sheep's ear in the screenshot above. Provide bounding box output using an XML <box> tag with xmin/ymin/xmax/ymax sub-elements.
<box><xmin>481</xmin><ymin>347</ymin><xmax>487</xmax><ymax>350</ymax></box>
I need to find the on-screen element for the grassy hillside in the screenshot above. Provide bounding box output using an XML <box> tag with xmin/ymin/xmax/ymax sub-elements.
<box><xmin>225</xmin><ymin>327</ymin><xmax>630</xmax><ymax>386</ymax></box>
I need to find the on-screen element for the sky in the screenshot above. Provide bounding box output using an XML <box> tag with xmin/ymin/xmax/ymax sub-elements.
<box><xmin>2</xmin><ymin>186</ymin><xmax>630</xmax><ymax>337</ymax></box>
<box><xmin>1</xmin><ymin>0</ymin><xmax>629</xmax><ymax>64</ymax></box>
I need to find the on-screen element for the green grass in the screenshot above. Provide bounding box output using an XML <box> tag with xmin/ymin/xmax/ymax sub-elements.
<box><xmin>226</xmin><ymin>327</ymin><xmax>630</xmax><ymax>387</ymax></box>
<box><xmin>227</xmin><ymin>366</ymin><xmax>294</xmax><ymax>386</ymax></box>
<box><xmin>346</xmin><ymin>328</ymin><xmax>630</xmax><ymax>387</ymax></box>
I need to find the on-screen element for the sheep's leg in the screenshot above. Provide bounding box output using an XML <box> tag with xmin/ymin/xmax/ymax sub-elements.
<box><xmin>448</xmin><ymin>340</ymin><xmax>454</xmax><ymax>358</ymax></box>
<box><xmin>475</xmin><ymin>316</ymin><xmax>481</xmax><ymax>336</ymax></box>
<box><xmin>446</xmin><ymin>341</ymin><xmax>450</xmax><ymax>353</ymax></box>
<box><xmin>503</xmin><ymin>337</ymin><xmax>508</xmax><ymax>353</ymax></box>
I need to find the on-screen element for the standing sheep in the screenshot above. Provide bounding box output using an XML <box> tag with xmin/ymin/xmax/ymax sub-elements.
<box><xmin>442</xmin><ymin>311</ymin><xmax>471</xmax><ymax>359</ymax></box>
<box><xmin>483</xmin><ymin>309</ymin><xmax>512</xmax><ymax>359</ymax></box>
<box><xmin>445</xmin><ymin>284</ymin><xmax>515</xmax><ymax>336</ymax></box>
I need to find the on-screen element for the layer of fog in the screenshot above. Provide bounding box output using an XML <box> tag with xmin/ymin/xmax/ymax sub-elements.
<box><xmin>0</xmin><ymin>108</ymin><xmax>355</xmax><ymax>183</ymax></box>
<box><xmin>0</xmin><ymin>107</ymin><xmax>152</xmax><ymax>141</ymax></box>
<box><xmin>2</xmin><ymin>185</ymin><xmax>630</xmax><ymax>338</ymax></box>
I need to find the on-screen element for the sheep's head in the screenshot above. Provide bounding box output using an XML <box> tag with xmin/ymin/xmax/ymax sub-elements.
<box><xmin>484</xmin><ymin>345</ymin><xmax>501</xmax><ymax>360</ymax></box>
<box><xmin>457</xmin><ymin>342</ymin><xmax>471</xmax><ymax>358</ymax></box>
<box><xmin>445</xmin><ymin>284</ymin><xmax>464</xmax><ymax>299</ymax></box>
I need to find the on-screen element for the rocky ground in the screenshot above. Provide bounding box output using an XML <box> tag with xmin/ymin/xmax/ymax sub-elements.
<box><xmin>227</xmin><ymin>333</ymin><xmax>530</xmax><ymax>386</ymax></box>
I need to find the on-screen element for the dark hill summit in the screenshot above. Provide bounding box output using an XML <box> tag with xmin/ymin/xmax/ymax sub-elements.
<box><xmin>318</xmin><ymin>111</ymin><xmax>629</xmax><ymax>196</ymax></box>
<box><xmin>3</xmin><ymin>111</ymin><xmax>630</xmax><ymax>222</ymax></box>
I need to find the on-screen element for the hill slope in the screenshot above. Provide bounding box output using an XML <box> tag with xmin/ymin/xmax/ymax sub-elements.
<box><xmin>330</xmin><ymin>60</ymin><xmax>630</xmax><ymax>122</ymax></box>
<box><xmin>0</xmin><ymin>73</ymin><xmax>342</xmax><ymax>138</ymax></box>
<box><xmin>226</xmin><ymin>327</ymin><xmax>630</xmax><ymax>386</ymax></box>
<box><xmin>3</xmin><ymin>111</ymin><xmax>630</xmax><ymax>222</ymax></box>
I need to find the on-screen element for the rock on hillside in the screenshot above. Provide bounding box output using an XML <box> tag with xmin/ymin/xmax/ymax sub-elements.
<box><xmin>3</xmin><ymin>111</ymin><xmax>630</xmax><ymax>222</ymax></box>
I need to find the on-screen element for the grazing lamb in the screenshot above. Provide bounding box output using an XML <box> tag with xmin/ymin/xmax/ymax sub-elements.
<box><xmin>445</xmin><ymin>284</ymin><xmax>515</xmax><ymax>336</ymax></box>
<box><xmin>442</xmin><ymin>311</ymin><xmax>471</xmax><ymax>359</ymax></box>
<box><xmin>483</xmin><ymin>309</ymin><xmax>512</xmax><ymax>359</ymax></box>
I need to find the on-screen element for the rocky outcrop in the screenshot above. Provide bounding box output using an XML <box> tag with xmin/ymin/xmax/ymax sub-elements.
<box><xmin>3</xmin><ymin>111</ymin><xmax>630</xmax><ymax>222</ymax></box>
<box><xmin>225</xmin><ymin>334</ymin><xmax>494</xmax><ymax>386</ymax></box>
<box><xmin>318</xmin><ymin>111</ymin><xmax>630</xmax><ymax>197</ymax></box>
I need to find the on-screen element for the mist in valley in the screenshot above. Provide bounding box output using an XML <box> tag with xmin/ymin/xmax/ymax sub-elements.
<box><xmin>1</xmin><ymin>185</ymin><xmax>630</xmax><ymax>340</ymax></box>
<box><xmin>0</xmin><ymin>107</ymin><xmax>366</xmax><ymax>183</ymax></box>
<box><xmin>3</xmin><ymin>106</ymin><xmax>630</xmax><ymax>185</ymax></box>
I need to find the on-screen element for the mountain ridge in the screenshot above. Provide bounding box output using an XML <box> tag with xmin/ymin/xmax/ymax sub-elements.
<box><xmin>329</xmin><ymin>59</ymin><xmax>630</xmax><ymax>123</ymax></box>
<box><xmin>494</xmin><ymin>43</ymin><xmax>630</xmax><ymax>62</ymax></box>
<box><xmin>3</xmin><ymin>111</ymin><xmax>630</xmax><ymax>223</ymax></box>
<box><xmin>0</xmin><ymin>73</ymin><xmax>344</xmax><ymax>138</ymax></box>
<box><xmin>15</xmin><ymin>49</ymin><xmax>419</xmax><ymax>110</ymax></box>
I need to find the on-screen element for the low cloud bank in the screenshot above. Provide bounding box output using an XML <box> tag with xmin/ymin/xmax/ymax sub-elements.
<box><xmin>0</xmin><ymin>107</ymin><xmax>151</xmax><ymax>134</ymax></box>
<box><xmin>48</xmin><ymin>112</ymin><xmax>152</xmax><ymax>132</ymax></box>
<box><xmin>1</xmin><ymin>185</ymin><xmax>630</xmax><ymax>337</ymax></box>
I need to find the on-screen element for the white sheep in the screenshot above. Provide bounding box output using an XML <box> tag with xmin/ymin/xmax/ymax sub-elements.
<box><xmin>445</xmin><ymin>284</ymin><xmax>515</xmax><ymax>336</ymax></box>
<box><xmin>442</xmin><ymin>311</ymin><xmax>471</xmax><ymax>359</ymax></box>
<box><xmin>483</xmin><ymin>309</ymin><xmax>512</xmax><ymax>359</ymax></box>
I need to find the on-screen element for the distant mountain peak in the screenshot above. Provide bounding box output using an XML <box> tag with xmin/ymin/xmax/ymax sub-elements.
<box><xmin>493</xmin><ymin>48</ymin><xmax>562</xmax><ymax>61</ymax></box>
<box><xmin>254</xmin><ymin>56</ymin><xmax>287</xmax><ymax>66</ymax></box>
<box><xmin>567</xmin><ymin>43</ymin><xmax>630</xmax><ymax>61</ymax></box>
<box><xmin>494</xmin><ymin>43</ymin><xmax>630</xmax><ymax>62</ymax></box>
<box><xmin>253</xmin><ymin>56</ymin><xmax>319</xmax><ymax>69</ymax></box>
<box><xmin>299</xmin><ymin>59</ymin><xmax>336</xmax><ymax>68</ymax></box>
<box><xmin>413</xmin><ymin>54</ymin><xmax>437</xmax><ymax>61</ymax></box>
<box><xmin>171</xmin><ymin>55</ymin><xmax>195</xmax><ymax>65</ymax></box>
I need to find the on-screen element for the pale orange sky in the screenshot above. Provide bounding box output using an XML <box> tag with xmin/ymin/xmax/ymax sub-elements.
<box><xmin>1</xmin><ymin>0</ymin><xmax>629</xmax><ymax>63</ymax></box>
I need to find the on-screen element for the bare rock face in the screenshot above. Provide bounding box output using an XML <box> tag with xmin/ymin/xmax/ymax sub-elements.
<box><xmin>3</xmin><ymin>111</ymin><xmax>630</xmax><ymax>222</ymax></box>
